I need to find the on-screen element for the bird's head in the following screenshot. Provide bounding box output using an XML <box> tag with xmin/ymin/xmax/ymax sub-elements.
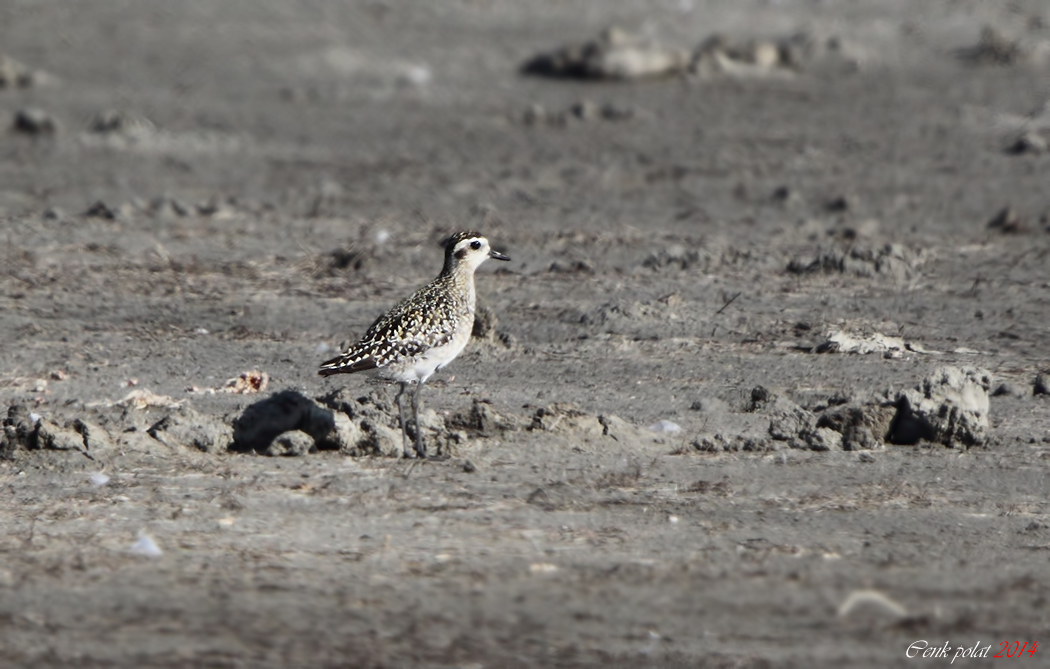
<box><xmin>442</xmin><ymin>231</ymin><xmax>510</xmax><ymax>272</ymax></box>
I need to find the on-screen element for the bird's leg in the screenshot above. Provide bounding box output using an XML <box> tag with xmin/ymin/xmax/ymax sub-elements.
<box><xmin>395</xmin><ymin>382</ymin><xmax>411</xmax><ymax>458</ymax></box>
<box><xmin>411</xmin><ymin>381</ymin><xmax>427</xmax><ymax>458</ymax></box>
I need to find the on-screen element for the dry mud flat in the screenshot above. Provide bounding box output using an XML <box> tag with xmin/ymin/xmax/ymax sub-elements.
<box><xmin>2</xmin><ymin>1</ymin><xmax>1050</xmax><ymax>667</ymax></box>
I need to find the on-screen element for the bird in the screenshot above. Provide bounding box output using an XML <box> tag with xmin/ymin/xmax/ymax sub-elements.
<box><xmin>318</xmin><ymin>231</ymin><xmax>510</xmax><ymax>459</ymax></box>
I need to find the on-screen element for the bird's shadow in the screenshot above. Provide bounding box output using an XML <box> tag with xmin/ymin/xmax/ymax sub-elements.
<box><xmin>229</xmin><ymin>389</ymin><xmax>334</xmax><ymax>453</ymax></box>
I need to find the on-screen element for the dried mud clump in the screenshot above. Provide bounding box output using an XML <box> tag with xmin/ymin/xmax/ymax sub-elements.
<box><xmin>12</xmin><ymin>108</ymin><xmax>59</xmax><ymax>135</ymax></box>
<box><xmin>529</xmin><ymin>403</ymin><xmax>605</xmax><ymax>437</ymax></box>
<box><xmin>88</xmin><ymin>109</ymin><xmax>155</xmax><ymax>136</ymax></box>
<box><xmin>528</xmin><ymin>403</ymin><xmax>676</xmax><ymax>452</ymax></box>
<box><xmin>306</xmin><ymin>242</ymin><xmax>371</xmax><ymax>278</ymax></box>
<box><xmin>226</xmin><ymin>389</ymin><xmax>394</xmax><ymax>457</ymax></box>
<box><xmin>709</xmin><ymin>367</ymin><xmax>990</xmax><ymax>452</ymax></box>
<box><xmin>83</xmin><ymin>200</ymin><xmax>120</xmax><ymax>220</ymax></box>
<box><xmin>816</xmin><ymin>403</ymin><xmax>897</xmax><ymax>451</ymax></box>
<box><xmin>314</xmin><ymin>388</ymin><xmax>460</xmax><ymax>457</ymax></box>
<box><xmin>787</xmin><ymin>244</ymin><xmax>923</xmax><ymax>280</ymax></box>
<box><xmin>148</xmin><ymin>406</ymin><xmax>234</xmax><ymax>454</ymax></box>
<box><xmin>522</xmin><ymin>27</ymin><xmax>689</xmax><ymax>80</ymax></box>
<box><xmin>471</xmin><ymin>302</ymin><xmax>517</xmax><ymax>350</ymax></box>
<box><xmin>1</xmin><ymin>405</ymin><xmax>116</xmax><ymax>460</ymax></box>
<box><xmin>960</xmin><ymin>26</ymin><xmax>1028</xmax><ymax>66</ymax></box>
<box><xmin>746</xmin><ymin>386</ymin><xmax>849</xmax><ymax>451</ymax></box>
<box><xmin>888</xmin><ymin>366</ymin><xmax>992</xmax><ymax>447</ymax></box>
<box><xmin>578</xmin><ymin>296</ymin><xmax>686</xmax><ymax>336</ymax></box>
<box><xmin>0</xmin><ymin>54</ymin><xmax>49</xmax><ymax>88</ymax></box>
<box><xmin>987</xmin><ymin>206</ymin><xmax>1028</xmax><ymax>234</ymax></box>
<box><xmin>522</xmin><ymin>27</ymin><xmax>840</xmax><ymax>82</ymax></box>
<box><xmin>520</xmin><ymin>100</ymin><xmax>639</xmax><ymax>127</ymax></box>
<box><xmin>692</xmin><ymin>433</ymin><xmax>777</xmax><ymax>453</ymax></box>
<box><xmin>447</xmin><ymin>398</ymin><xmax>523</xmax><ymax>436</ymax></box>
<box><xmin>691</xmin><ymin>32</ymin><xmax>814</xmax><ymax>78</ymax></box>
<box><xmin>1006</xmin><ymin>130</ymin><xmax>1048</xmax><ymax>155</ymax></box>
<box><xmin>1035</xmin><ymin>373</ymin><xmax>1050</xmax><ymax>396</ymax></box>
<box><xmin>643</xmin><ymin>244</ymin><xmax>708</xmax><ymax>271</ymax></box>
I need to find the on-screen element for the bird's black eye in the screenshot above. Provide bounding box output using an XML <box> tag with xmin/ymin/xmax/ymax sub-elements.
<box><xmin>470</xmin><ymin>240</ymin><xmax>481</xmax><ymax>250</ymax></box>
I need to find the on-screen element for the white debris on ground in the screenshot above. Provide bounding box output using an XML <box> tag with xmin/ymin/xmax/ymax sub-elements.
<box><xmin>129</xmin><ymin>534</ymin><xmax>163</xmax><ymax>557</ymax></box>
<box><xmin>649</xmin><ymin>420</ymin><xmax>682</xmax><ymax>433</ymax></box>
<box><xmin>837</xmin><ymin>589</ymin><xmax>909</xmax><ymax>619</ymax></box>
<box><xmin>815</xmin><ymin>330</ymin><xmax>938</xmax><ymax>357</ymax></box>
<box><xmin>187</xmin><ymin>370</ymin><xmax>269</xmax><ymax>395</ymax></box>
<box><xmin>113</xmin><ymin>389</ymin><xmax>183</xmax><ymax>409</ymax></box>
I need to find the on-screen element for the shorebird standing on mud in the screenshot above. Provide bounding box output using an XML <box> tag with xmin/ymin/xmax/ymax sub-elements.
<box><xmin>319</xmin><ymin>231</ymin><xmax>510</xmax><ymax>459</ymax></box>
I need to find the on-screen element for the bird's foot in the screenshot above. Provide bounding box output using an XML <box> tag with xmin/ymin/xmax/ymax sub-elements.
<box><xmin>410</xmin><ymin>441</ymin><xmax>449</xmax><ymax>462</ymax></box>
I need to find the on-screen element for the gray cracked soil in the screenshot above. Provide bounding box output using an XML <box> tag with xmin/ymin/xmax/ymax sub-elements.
<box><xmin>1</xmin><ymin>2</ymin><xmax>1049</xmax><ymax>667</ymax></box>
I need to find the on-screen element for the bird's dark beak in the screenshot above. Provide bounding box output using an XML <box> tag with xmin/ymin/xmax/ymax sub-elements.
<box><xmin>489</xmin><ymin>249</ymin><xmax>510</xmax><ymax>261</ymax></box>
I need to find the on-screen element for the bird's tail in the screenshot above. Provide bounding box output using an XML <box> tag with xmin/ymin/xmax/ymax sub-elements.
<box><xmin>318</xmin><ymin>352</ymin><xmax>377</xmax><ymax>377</ymax></box>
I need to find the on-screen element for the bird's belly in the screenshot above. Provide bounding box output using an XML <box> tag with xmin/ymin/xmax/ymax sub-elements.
<box><xmin>380</xmin><ymin>328</ymin><xmax>471</xmax><ymax>385</ymax></box>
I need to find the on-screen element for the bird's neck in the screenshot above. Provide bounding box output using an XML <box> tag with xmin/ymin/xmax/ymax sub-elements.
<box><xmin>440</xmin><ymin>259</ymin><xmax>475</xmax><ymax>280</ymax></box>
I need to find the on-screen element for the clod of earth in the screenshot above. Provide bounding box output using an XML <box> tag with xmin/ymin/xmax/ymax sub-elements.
<box><xmin>1</xmin><ymin>407</ymin><xmax>116</xmax><ymax>461</ymax></box>
<box><xmin>0</xmin><ymin>54</ymin><xmax>49</xmax><ymax>88</ymax></box>
<box><xmin>960</xmin><ymin>26</ymin><xmax>1028</xmax><ymax>66</ymax></box>
<box><xmin>1034</xmin><ymin>373</ymin><xmax>1049</xmax><ymax>396</ymax></box>
<box><xmin>148</xmin><ymin>406</ymin><xmax>234</xmax><ymax>454</ymax></box>
<box><xmin>13</xmin><ymin>108</ymin><xmax>58</xmax><ymax>135</ymax></box>
<box><xmin>888</xmin><ymin>366</ymin><xmax>992</xmax><ymax>447</ymax></box>
<box><xmin>522</xmin><ymin>27</ymin><xmax>689</xmax><ymax>80</ymax></box>
<box><xmin>987</xmin><ymin>206</ymin><xmax>1027</xmax><ymax>234</ymax></box>
<box><xmin>703</xmin><ymin>367</ymin><xmax>991</xmax><ymax>452</ymax></box>
<box><xmin>1007</xmin><ymin>130</ymin><xmax>1047</xmax><ymax>155</ymax></box>
<box><xmin>690</xmin><ymin>31</ymin><xmax>821</xmax><ymax>78</ymax></box>
<box><xmin>266</xmin><ymin>430</ymin><xmax>316</xmax><ymax>457</ymax></box>
<box><xmin>89</xmin><ymin>109</ymin><xmax>155</xmax><ymax>135</ymax></box>
<box><xmin>787</xmin><ymin>244</ymin><xmax>923</xmax><ymax>280</ymax></box>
